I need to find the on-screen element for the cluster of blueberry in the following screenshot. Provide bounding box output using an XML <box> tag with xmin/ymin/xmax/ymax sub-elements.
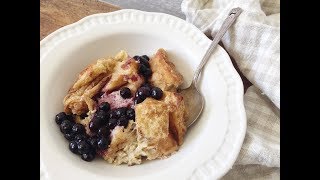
<box><xmin>55</xmin><ymin>101</ymin><xmax>136</xmax><ymax>162</ymax></box>
<box><xmin>134</xmin><ymin>55</ymin><xmax>152</xmax><ymax>79</ymax></box>
<box><xmin>55</xmin><ymin>112</ymin><xmax>98</xmax><ymax>161</ymax></box>
<box><xmin>133</xmin><ymin>55</ymin><xmax>164</xmax><ymax>104</ymax></box>
<box><xmin>134</xmin><ymin>84</ymin><xmax>163</xmax><ymax>104</ymax></box>
<box><xmin>89</xmin><ymin>102</ymin><xmax>135</xmax><ymax>134</ymax></box>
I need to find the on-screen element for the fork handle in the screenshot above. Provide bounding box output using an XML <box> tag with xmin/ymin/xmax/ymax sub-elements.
<box><xmin>193</xmin><ymin>7</ymin><xmax>243</xmax><ymax>84</ymax></box>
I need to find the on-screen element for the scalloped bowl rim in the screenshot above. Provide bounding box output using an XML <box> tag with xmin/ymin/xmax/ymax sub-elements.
<box><xmin>40</xmin><ymin>9</ymin><xmax>246</xmax><ymax>180</ymax></box>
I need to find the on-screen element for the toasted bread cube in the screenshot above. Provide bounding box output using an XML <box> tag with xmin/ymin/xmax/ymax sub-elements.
<box><xmin>149</xmin><ymin>49</ymin><xmax>183</xmax><ymax>91</ymax></box>
<box><xmin>135</xmin><ymin>98</ymin><xmax>178</xmax><ymax>159</ymax></box>
<box><xmin>135</xmin><ymin>98</ymin><xmax>170</xmax><ymax>141</ymax></box>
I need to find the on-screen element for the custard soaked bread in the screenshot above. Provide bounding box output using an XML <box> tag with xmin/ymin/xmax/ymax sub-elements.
<box><xmin>55</xmin><ymin>49</ymin><xmax>186</xmax><ymax>164</ymax></box>
<box><xmin>135</xmin><ymin>98</ymin><xmax>179</xmax><ymax>160</ymax></box>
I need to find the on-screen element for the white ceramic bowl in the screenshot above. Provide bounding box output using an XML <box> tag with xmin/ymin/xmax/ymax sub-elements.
<box><xmin>40</xmin><ymin>9</ymin><xmax>246</xmax><ymax>180</ymax></box>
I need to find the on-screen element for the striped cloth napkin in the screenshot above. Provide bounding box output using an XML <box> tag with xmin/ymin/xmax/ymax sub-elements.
<box><xmin>181</xmin><ymin>0</ymin><xmax>280</xmax><ymax>179</ymax></box>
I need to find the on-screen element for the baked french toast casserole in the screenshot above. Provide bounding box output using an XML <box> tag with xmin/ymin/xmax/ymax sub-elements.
<box><xmin>54</xmin><ymin>49</ymin><xmax>187</xmax><ymax>165</ymax></box>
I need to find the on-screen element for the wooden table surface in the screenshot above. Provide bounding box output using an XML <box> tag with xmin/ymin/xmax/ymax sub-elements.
<box><xmin>40</xmin><ymin>0</ymin><xmax>251</xmax><ymax>91</ymax></box>
<box><xmin>40</xmin><ymin>0</ymin><xmax>120</xmax><ymax>40</ymax></box>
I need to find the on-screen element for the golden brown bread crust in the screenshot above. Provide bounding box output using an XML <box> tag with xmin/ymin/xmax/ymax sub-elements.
<box><xmin>162</xmin><ymin>91</ymin><xmax>186</xmax><ymax>146</ymax></box>
<box><xmin>136</xmin><ymin>98</ymin><xmax>170</xmax><ymax>141</ymax></box>
<box><xmin>63</xmin><ymin>74</ymin><xmax>111</xmax><ymax>115</ymax></box>
<box><xmin>102</xmin><ymin>58</ymin><xmax>144</xmax><ymax>93</ymax></box>
<box><xmin>72</xmin><ymin>58</ymin><xmax>117</xmax><ymax>91</ymax></box>
<box><xmin>149</xmin><ymin>49</ymin><xmax>184</xmax><ymax>91</ymax></box>
<box><xmin>135</xmin><ymin>98</ymin><xmax>179</xmax><ymax>160</ymax></box>
<box><xmin>63</xmin><ymin>51</ymin><xmax>128</xmax><ymax>115</ymax></box>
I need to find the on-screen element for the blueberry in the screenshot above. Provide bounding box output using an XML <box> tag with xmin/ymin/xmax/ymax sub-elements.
<box><xmin>115</xmin><ymin>107</ymin><xmax>127</xmax><ymax>118</ymax></box>
<box><xmin>103</xmin><ymin>115</ymin><xmax>110</xmax><ymax>125</ymax></box>
<box><xmin>134</xmin><ymin>96</ymin><xmax>144</xmax><ymax>104</ymax></box>
<box><xmin>64</xmin><ymin>133</ymin><xmax>75</xmax><ymax>141</ymax></box>
<box><xmin>94</xmin><ymin>111</ymin><xmax>108</xmax><ymax>125</ymax></box>
<box><xmin>89</xmin><ymin>117</ymin><xmax>102</xmax><ymax>132</ymax></box>
<box><xmin>87</xmin><ymin>136</ymin><xmax>98</xmax><ymax>149</ymax></box>
<box><xmin>118</xmin><ymin>117</ymin><xmax>129</xmax><ymax>128</ymax></box>
<box><xmin>150</xmin><ymin>87</ymin><xmax>163</xmax><ymax>100</ymax></box>
<box><xmin>69</xmin><ymin>141</ymin><xmax>78</xmax><ymax>154</ymax></box>
<box><xmin>143</xmin><ymin>68</ymin><xmax>152</xmax><ymax>79</ymax></box>
<box><xmin>74</xmin><ymin>134</ymin><xmax>87</xmax><ymax>143</ymax></box>
<box><xmin>99</xmin><ymin>102</ymin><xmax>110</xmax><ymax>112</ymax></box>
<box><xmin>77</xmin><ymin>141</ymin><xmax>91</xmax><ymax>154</ymax></box>
<box><xmin>141</xmin><ymin>55</ymin><xmax>150</xmax><ymax>61</ymax></box>
<box><xmin>133</xmin><ymin>55</ymin><xmax>140</xmax><ymax>60</ymax></box>
<box><xmin>97</xmin><ymin>126</ymin><xmax>110</xmax><ymax>138</ymax></box>
<box><xmin>138</xmin><ymin>64</ymin><xmax>148</xmax><ymax>75</ymax></box>
<box><xmin>81</xmin><ymin>153</ymin><xmax>95</xmax><ymax>162</ymax></box>
<box><xmin>97</xmin><ymin>137</ymin><xmax>110</xmax><ymax>150</ymax></box>
<box><xmin>137</xmin><ymin>57</ymin><xmax>150</xmax><ymax>68</ymax></box>
<box><xmin>120</xmin><ymin>87</ymin><xmax>132</xmax><ymax>99</ymax></box>
<box><xmin>95</xmin><ymin>110</ymin><xmax>108</xmax><ymax>120</ymax></box>
<box><xmin>60</xmin><ymin>120</ymin><xmax>73</xmax><ymax>134</ymax></box>
<box><xmin>109</xmin><ymin>110</ymin><xmax>117</xmax><ymax>119</ymax></box>
<box><xmin>80</xmin><ymin>113</ymin><xmax>88</xmax><ymax>119</ymax></box>
<box><xmin>72</xmin><ymin>123</ymin><xmax>85</xmax><ymax>135</ymax></box>
<box><xmin>55</xmin><ymin>112</ymin><xmax>68</xmax><ymax>125</ymax></box>
<box><xmin>67</xmin><ymin>114</ymin><xmax>75</xmax><ymax>122</ymax></box>
<box><xmin>138</xmin><ymin>64</ymin><xmax>152</xmax><ymax>79</ymax></box>
<box><xmin>134</xmin><ymin>91</ymin><xmax>139</xmax><ymax>98</ymax></box>
<box><xmin>126</xmin><ymin>108</ymin><xmax>135</xmax><ymax>120</ymax></box>
<box><xmin>109</xmin><ymin>118</ymin><xmax>119</xmax><ymax>129</ymax></box>
<box><xmin>137</xmin><ymin>87</ymin><xmax>151</xmax><ymax>99</ymax></box>
<box><xmin>141</xmin><ymin>83</ymin><xmax>153</xmax><ymax>89</ymax></box>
